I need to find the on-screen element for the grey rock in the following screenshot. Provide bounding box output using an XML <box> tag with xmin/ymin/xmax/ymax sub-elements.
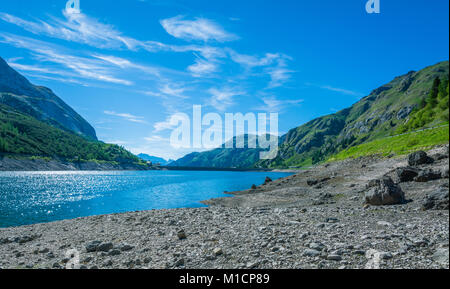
<box><xmin>303</xmin><ymin>249</ymin><xmax>321</xmax><ymax>257</ymax></box>
<box><xmin>365</xmin><ymin>177</ymin><xmax>405</xmax><ymax>206</ymax></box>
<box><xmin>108</xmin><ymin>249</ymin><xmax>121</xmax><ymax>256</ymax></box>
<box><xmin>395</xmin><ymin>167</ymin><xmax>419</xmax><ymax>182</ymax></box>
<box><xmin>97</xmin><ymin>242</ymin><xmax>113</xmax><ymax>252</ymax></box>
<box><xmin>119</xmin><ymin>244</ymin><xmax>134</xmax><ymax>251</ymax></box>
<box><xmin>327</xmin><ymin>254</ymin><xmax>342</xmax><ymax>261</ymax></box>
<box><xmin>85</xmin><ymin>241</ymin><xmax>102</xmax><ymax>253</ymax></box>
<box><xmin>422</xmin><ymin>189</ymin><xmax>449</xmax><ymax>211</ymax></box>
<box><xmin>177</xmin><ymin>230</ymin><xmax>187</xmax><ymax>240</ymax></box>
<box><xmin>309</xmin><ymin>242</ymin><xmax>326</xmax><ymax>251</ymax></box>
<box><xmin>414</xmin><ymin>169</ymin><xmax>442</xmax><ymax>182</ymax></box>
<box><xmin>408</xmin><ymin>151</ymin><xmax>434</xmax><ymax>166</ymax></box>
<box><xmin>213</xmin><ymin>248</ymin><xmax>223</xmax><ymax>256</ymax></box>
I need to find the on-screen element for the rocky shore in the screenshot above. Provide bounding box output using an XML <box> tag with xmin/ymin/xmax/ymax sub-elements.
<box><xmin>0</xmin><ymin>146</ymin><xmax>448</xmax><ymax>269</ymax></box>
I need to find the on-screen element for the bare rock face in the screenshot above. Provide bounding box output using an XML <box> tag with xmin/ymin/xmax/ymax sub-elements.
<box><xmin>365</xmin><ymin>177</ymin><xmax>405</xmax><ymax>206</ymax></box>
<box><xmin>408</xmin><ymin>151</ymin><xmax>434</xmax><ymax>166</ymax></box>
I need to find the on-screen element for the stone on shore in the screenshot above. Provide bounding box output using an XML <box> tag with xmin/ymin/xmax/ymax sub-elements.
<box><xmin>365</xmin><ymin>177</ymin><xmax>405</xmax><ymax>206</ymax></box>
<box><xmin>408</xmin><ymin>151</ymin><xmax>434</xmax><ymax>166</ymax></box>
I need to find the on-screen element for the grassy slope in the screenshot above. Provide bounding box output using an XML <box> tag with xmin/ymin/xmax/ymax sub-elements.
<box><xmin>0</xmin><ymin>103</ymin><xmax>147</xmax><ymax>166</ymax></box>
<box><xmin>329</xmin><ymin>125</ymin><xmax>449</xmax><ymax>161</ymax></box>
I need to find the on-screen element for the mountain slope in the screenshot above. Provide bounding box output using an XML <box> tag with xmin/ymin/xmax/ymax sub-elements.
<box><xmin>0</xmin><ymin>57</ymin><xmax>97</xmax><ymax>140</ymax></box>
<box><xmin>257</xmin><ymin>60</ymin><xmax>449</xmax><ymax>168</ymax></box>
<box><xmin>0</xmin><ymin>103</ymin><xmax>143</xmax><ymax>165</ymax></box>
<box><xmin>172</xmin><ymin>61</ymin><xmax>449</xmax><ymax>169</ymax></box>
<box><xmin>170</xmin><ymin>135</ymin><xmax>267</xmax><ymax>168</ymax></box>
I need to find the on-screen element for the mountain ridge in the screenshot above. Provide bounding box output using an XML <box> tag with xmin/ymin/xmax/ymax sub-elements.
<box><xmin>0</xmin><ymin>57</ymin><xmax>97</xmax><ymax>140</ymax></box>
<box><xmin>171</xmin><ymin>61</ymin><xmax>449</xmax><ymax>168</ymax></box>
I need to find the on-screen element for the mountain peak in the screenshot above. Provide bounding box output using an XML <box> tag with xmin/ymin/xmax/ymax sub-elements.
<box><xmin>0</xmin><ymin>57</ymin><xmax>98</xmax><ymax>140</ymax></box>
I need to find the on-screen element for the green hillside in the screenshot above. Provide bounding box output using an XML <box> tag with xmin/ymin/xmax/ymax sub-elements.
<box><xmin>257</xmin><ymin>61</ymin><xmax>449</xmax><ymax>168</ymax></box>
<box><xmin>329</xmin><ymin>125</ymin><xmax>449</xmax><ymax>162</ymax></box>
<box><xmin>0</xmin><ymin>103</ymin><xmax>145</xmax><ymax>165</ymax></box>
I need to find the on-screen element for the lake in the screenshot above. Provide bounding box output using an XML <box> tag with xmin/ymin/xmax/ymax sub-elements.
<box><xmin>0</xmin><ymin>170</ymin><xmax>292</xmax><ymax>228</ymax></box>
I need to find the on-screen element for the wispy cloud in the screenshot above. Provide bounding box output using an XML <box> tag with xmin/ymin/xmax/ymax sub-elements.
<box><xmin>228</xmin><ymin>50</ymin><xmax>280</xmax><ymax>68</ymax></box>
<box><xmin>319</xmin><ymin>85</ymin><xmax>364</xmax><ymax>97</ymax></box>
<box><xmin>144</xmin><ymin>135</ymin><xmax>169</xmax><ymax>143</ymax></box>
<box><xmin>0</xmin><ymin>33</ymin><xmax>134</xmax><ymax>85</ymax></box>
<box><xmin>153</xmin><ymin>115</ymin><xmax>178</xmax><ymax>132</ymax></box>
<box><xmin>305</xmin><ymin>82</ymin><xmax>364</xmax><ymax>97</ymax></box>
<box><xmin>188</xmin><ymin>57</ymin><xmax>218</xmax><ymax>77</ymax></box>
<box><xmin>267</xmin><ymin>67</ymin><xmax>294</xmax><ymax>88</ymax></box>
<box><xmin>160</xmin><ymin>16</ymin><xmax>238</xmax><ymax>42</ymax></box>
<box><xmin>104</xmin><ymin>111</ymin><xmax>148</xmax><ymax>124</ymax></box>
<box><xmin>207</xmin><ymin>87</ymin><xmax>244</xmax><ymax>111</ymax></box>
<box><xmin>0</xmin><ymin>10</ymin><xmax>139</xmax><ymax>49</ymax></box>
<box><xmin>255</xmin><ymin>96</ymin><xmax>303</xmax><ymax>112</ymax></box>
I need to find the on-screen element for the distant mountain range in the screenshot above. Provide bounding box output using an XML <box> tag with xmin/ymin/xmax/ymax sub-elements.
<box><xmin>171</xmin><ymin>61</ymin><xmax>449</xmax><ymax>169</ymax></box>
<box><xmin>0</xmin><ymin>57</ymin><xmax>149</xmax><ymax>169</ymax></box>
<box><xmin>169</xmin><ymin>135</ymin><xmax>271</xmax><ymax>168</ymax></box>
<box><xmin>137</xmin><ymin>154</ymin><xmax>174</xmax><ymax>165</ymax></box>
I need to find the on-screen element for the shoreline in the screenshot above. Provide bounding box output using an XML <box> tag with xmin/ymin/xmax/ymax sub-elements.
<box><xmin>0</xmin><ymin>145</ymin><xmax>448</xmax><ymax>269</ymax></box>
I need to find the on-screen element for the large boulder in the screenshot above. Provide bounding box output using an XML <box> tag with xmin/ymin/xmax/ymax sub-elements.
<box><xmin>395</xmin><ymin>167</ymin><xmax>419</xmax><ymax>182</ymax></box>
<box><xmin>422</xmin><ymin>189</ymin><xmax>449</xmax><ymax>211</ymax></box>
<box><xmin>408</xmin><ymin>151</ymin><xmax>434</xmax><ymax>166</ymax></box>
<box><xmin>414</xmin><ymin>169</ymin><xmax>442</xmax><ymax>182</ymax></box>
<box><xmin>365</xmin><ymin>177</ymin><xmax>405</xmax><ymax>206</ymax></box>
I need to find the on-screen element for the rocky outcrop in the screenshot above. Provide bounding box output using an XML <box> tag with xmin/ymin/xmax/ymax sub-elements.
<box><xmin>0</xmin><ymin>57</ymin><xmax>97</xmax><ymax>140</ymax></box>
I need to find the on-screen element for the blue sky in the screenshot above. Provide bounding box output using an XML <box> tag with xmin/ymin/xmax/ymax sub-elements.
<box><xmin>0</xmin><ymin>0</ymin><xmax>448</xmax><ymax>160</ymax></box>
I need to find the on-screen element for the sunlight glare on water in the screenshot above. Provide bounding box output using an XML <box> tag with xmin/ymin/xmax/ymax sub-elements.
<box><xmin>0</xmin><ymin>170</ymin><xmax>292</xmax><ymax>228</ymax></box>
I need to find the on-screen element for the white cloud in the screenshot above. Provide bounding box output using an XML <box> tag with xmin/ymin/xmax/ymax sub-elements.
<box><xmin>104</xmin><ymin>111</ymin><xmax>148</xmax><ymax>124</ymax></box>
<box><xmin>320</xmin><ymin>85</ymin><xmax>363</xmax><ymax>97</ymax></box>
<box><xmin>144</xmin><ymin>135</ymin><xmax>169</xmax><ymax>143</ymax></box>
<box><xmin>207</xmin><ymin>87</ymin><xmax>243</xmax><ymax>111</ymax></box>
<box><xmin>160</xmin><ymin>16</ymin><xmax>238</xmax><ymax>42</ymax></box>
<box><xmin>0</xmin><ymin>10</ymin><xmax>139</xmax><ymax>49</ymax></box>
<box><xmin>228</xmin><ymin>50</ymin><xmax>280</xmax><ymax>68</ymax></box>
<box><xmin>188</xmin><ymin>58</ymin><xmax>218</xmax><ymax>77</ymax></box>
<box><xmin>153</xmin><ymin>115</ymin><xmax>178</xmax><ymax>132</ymax></box>
<box><xmin>255</xmin><ymin>96</ymin><xmax>303</xmax><ymax>112</ymax></box>
<box><xmin>267</xmin><ymin>67</ymin><xmax>294</xmax><ymax>88</ymax></box>
<box><xmin>92</xmin><ymin>54</ymin><xmax>160</xmax><ymax>77</ymax></box>
<box><xmin>0</xmin><ymin>33</ymin><xmax>133</xmax><ymax>85</ymax></box>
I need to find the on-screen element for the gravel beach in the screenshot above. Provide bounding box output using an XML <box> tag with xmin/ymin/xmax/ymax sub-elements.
<box><xmin>0</xmin><ymin>146</ymin><xmax>448</xmax><ymax>269</ymax></box>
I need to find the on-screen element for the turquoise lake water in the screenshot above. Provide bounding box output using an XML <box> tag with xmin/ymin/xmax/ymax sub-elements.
<box><xmin>0</xmin><ymin>170</ymin><xmax>292</xmax><ymax>228</ymax></box>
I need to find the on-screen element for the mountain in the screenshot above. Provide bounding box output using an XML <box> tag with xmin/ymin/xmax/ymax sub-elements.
<box><xmin>137</xmin><ymin>154</ymin><xmax>173</xmax><ymax>165</ymax></box>
<box><xmin>0</xmin><ymin>57</ymin><xmax>97</xmax><ymax>140</ymax></box>
<box><xmin>0</xmin><ymin>58</ymin><xmax>150</xmax><ymax>170</ymax></box>
<box><xmin>258</xmin><ymin>61</ymin><xmax>449</xmax><ymax>168</ymax></box>
<box><xmin>172</xmin><ymin>61</ymin><xmax>449</xmax><ymax>169</ymax></box>
<box><xmin>170</xmin><ymin>135</ymin><xmax>271</xmax><ymax>168</ymax></box>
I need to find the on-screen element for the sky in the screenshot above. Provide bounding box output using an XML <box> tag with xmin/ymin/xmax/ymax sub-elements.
<box><xmin>0</xmin><ymin>0</ymin><xmax>448</xmax><ymax>160</ymax></box>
